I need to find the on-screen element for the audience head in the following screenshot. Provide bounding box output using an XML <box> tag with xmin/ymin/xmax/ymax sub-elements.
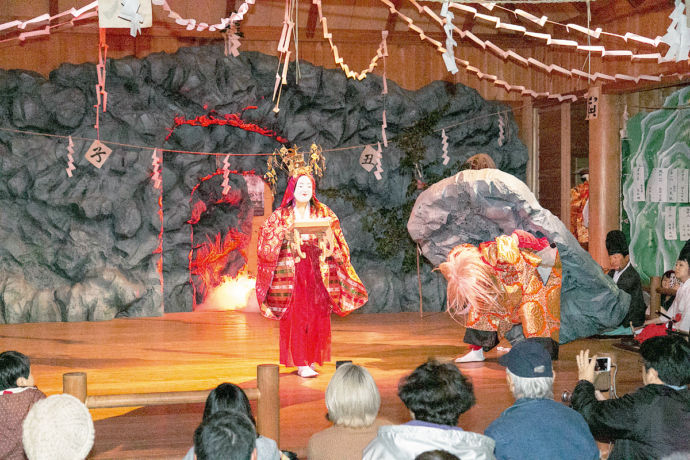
<box><xmin>415</xmin><ymin>450</ymin><xmax>461</xmax><ymax>460</ymax></box>
<box><xmin>22</xmin><ymin>394</ymin><xmax>94</xmax><ymax>460</ymax></box>
<box><xmin>0</xmin><ymin>350</ymin><xmax>34</xmax><ymax>390</ymax></box>
<box><xmin>203</xmin><ymin>383</ymin><xmax>256</xmax><ymax>427</ymax></box>
<box><xmin>675</xmin><ymin>243</ymin><xmax>690</xmax><ymax>282</ymax></box>
<box><xmin>640</xmin><ymin>335</ymin><xmax>690</xmax><ymax>387</ymax></box>
<box><xmin>325</xmin><ymin>363</ymin><xmax>380</xmax><ymax>428</ymax></box>
<box><xmin>194</xmin><ymin>410</ymin><xmax>257</xmax><ymax>460</ymax></box>
<box><xmin>498</xmin><ymin>340</ymin><xmax>554</xmax><ymax>400</ymax></box>
<box><xmin>398</xmin><ymin>359</ymin><xmax>475</xmax><ymax>426</ymax></box>
<box><xmin>606</xmin><ymin>230</ymin><xmax>629</xmax><ymax>270</ymax></box>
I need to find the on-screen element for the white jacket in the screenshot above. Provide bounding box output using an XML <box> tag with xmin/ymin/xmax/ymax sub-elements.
<box><xmin>362</xmin><ymin>423</ymin><xmax>495</xmax><ymax>460</ymax></box>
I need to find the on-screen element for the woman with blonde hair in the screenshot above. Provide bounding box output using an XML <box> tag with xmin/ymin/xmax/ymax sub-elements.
<box><xmin>307</xmin><ymin>363</ymin><xmax>388</xmax><ymax>460</ymax></box>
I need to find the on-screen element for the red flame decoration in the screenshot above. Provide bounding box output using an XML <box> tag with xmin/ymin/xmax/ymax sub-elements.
<box><xmin>166</xmin><ymin>106</ymin><xmax>288</xmax><ymax>144</ymax></box>
<box><xmin>187</xmin><ymin>169</ymin><xmax>254</xmax><ymax>308</ymax></box>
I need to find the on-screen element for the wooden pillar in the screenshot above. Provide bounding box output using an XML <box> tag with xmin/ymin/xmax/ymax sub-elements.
<box><xmin>588</xmin><ymin>91</ymin><xmax>620</xmax><ymax>267</ymax></box>
<box><xmin>63</xmin><ymin>372</ymin><xmax>87</xmax><ymax>403</ymax></box>
<box><xmin>256</xmin><ymin>364</ymin><xmax>280</xmax><ymax>445</ymax></box>
<box><xmin>560</xmin><ymin>102</ymin><xmax>572</xmax><ymax>229</ymax></box>
<box><xmin>520</xmin><ymin>97</ymin><xmax>537</xmax><ymax>193</ymax></box>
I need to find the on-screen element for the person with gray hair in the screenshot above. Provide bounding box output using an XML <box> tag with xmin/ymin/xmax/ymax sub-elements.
<box><xmin>307</xmin><ymin>363</ymin><xmax>389</xmax><ymax>460</ymax></box>
<box><xmin>485</xmin><ymin>340</ymin><xmax>598</xmax><ymax>460</ymax></box>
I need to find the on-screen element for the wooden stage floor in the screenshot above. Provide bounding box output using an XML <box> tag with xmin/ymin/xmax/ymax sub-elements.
<box><xmin>0</xmin><ymin>311</ymin><xmax>643</xmax><ymax>459</ymax></box>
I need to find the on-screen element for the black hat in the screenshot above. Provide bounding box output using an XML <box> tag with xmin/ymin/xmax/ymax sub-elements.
<box><xmin>606</xmin><ymin>230</ymin><xmax>628</xmax><ymax>256</ymax></box>
<box><xmin>498</xmin><ymin>340</ymin><xmax>553</xmax><ymax>378</ymax></box>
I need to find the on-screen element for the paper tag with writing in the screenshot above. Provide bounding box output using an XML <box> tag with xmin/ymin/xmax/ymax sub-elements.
<box><xmin>649</xmin><ymin>168</ymin><xmax>668</xmax><ymax>203</ymax></box>
<box><xmin>679</xmin><ymin>208</ymin><xmax>690</xmax><ymax>240</ymax></box>
<box><xmin>359</xmin><ymin>145</ymin><xmax>378</xmax><ymax>172</ymax></box>
<box><xmin>85</xmin><ymin>140</ymin><xmax>112</xmax><ymax>169</ymax></box>
<box><xmin>632</xmin><ymin>166</ymin><xmax>646</xmax><ymax>202</ymax></box>
<box><xmin>665</xmin><ymin>206</ymin><xmax>677</xmax><ymax>240</ymax></box>
<box><xmin>679</xmin><ymin>169</ymin><xmax>690</xmax><ymax>203</ymax></box>
<box><xmin>668</xmin><ymin>168</ymin><xmax>679</xmax><ymax>202</ymax></box>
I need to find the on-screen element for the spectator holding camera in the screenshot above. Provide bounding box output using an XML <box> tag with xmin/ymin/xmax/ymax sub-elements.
<box><xmin>485</xmin><ymin>341</ymin><xmax>598</xmax><ymax>460</ymax></box>
<box><xmin>572</xmin><ymin>335</ymin><xmax>690</xmax><ymax>460</ymax></box>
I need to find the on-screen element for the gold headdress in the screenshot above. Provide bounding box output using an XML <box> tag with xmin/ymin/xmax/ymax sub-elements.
<box><xmin>265</xmin><ymin>143</ymin><xmax>325</xmax><ymax>192</ymax></box>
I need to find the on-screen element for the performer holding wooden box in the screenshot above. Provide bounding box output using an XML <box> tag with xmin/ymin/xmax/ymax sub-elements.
<box><xmin>256</xmin><ymin>145</ymin><xmax>368</xmax><ymax>378</ymax></box>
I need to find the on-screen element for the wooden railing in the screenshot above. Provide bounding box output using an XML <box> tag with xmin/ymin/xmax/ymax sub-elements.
<box><xmin>62</xmin><ymin>364</ymin><xmax>280</xmax><ymax>445</ymax></box>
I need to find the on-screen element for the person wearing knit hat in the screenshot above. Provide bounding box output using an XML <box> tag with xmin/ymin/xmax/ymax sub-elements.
<box><xmin>605</xmin><ymin>230</ymin><xmax>646</xmax><ymax>327</ymax></box>
<box><xmin>485</xmin><ymin>341</ymin><xmax>598</xmax><ymax>460</ymax></box>
<box><xmin>22</xmin><ymin>394</ymin><xmax>94</xmax><ymax>460</ymax></box>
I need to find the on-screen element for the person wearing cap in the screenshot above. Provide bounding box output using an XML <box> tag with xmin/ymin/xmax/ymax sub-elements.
<box><xmin>484</xmin><ymin>340</ymin><xmax>598</xmax><ymax>460</ymax></box>
<box><xmin>605</xmin><ymin>230</ymin><xmax>645</xmax><ymax>327</ymax></box>
<box><xmin>572</xmin><ymin>336</ymin><xmax>690</xmax><ymax>460</ymax></box>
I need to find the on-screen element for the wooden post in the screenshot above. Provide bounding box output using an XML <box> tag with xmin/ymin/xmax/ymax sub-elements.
<box><xmin>560</xmin><ymin>102</ymin><xmax>572</xmax><ymax>229</ymax></box>
<box><xmin>649</xmin><ymin>275</ymin><xmax>661</xmax><ymax>319</ymax></box>
<box><xmin>63</xmin><ymin>372</ymin><xmax>87</xmax><ymax>403</ymax></box>
<box><xmin>256</xmin><ymin>364</ymin><xmax>280</xmax><ymax>446</ymax></box>
<box><xmin>588</xmin><ymin>90</ymin><xmax>620</xmax><ymax>267</ymax></box>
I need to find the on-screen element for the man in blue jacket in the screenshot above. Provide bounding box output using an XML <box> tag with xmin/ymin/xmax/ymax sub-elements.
<box><xmin>485</xmin><ymin>341</ymin><xmax>599</xmax><ymax>460</ymax></box>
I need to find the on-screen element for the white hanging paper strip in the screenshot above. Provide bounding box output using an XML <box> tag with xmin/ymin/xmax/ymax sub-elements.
<box><xmin>497</xmin><ymin>114</ymin><xmax>505</xmax><ymax>146</ymax></box>
<box><xmin>98</xmin><ymin>0</ymin><xmax>152</xmax><ymax>36</ymax></box>
<box><xmin>586</xmin><ymin>88</ymin><xmax>600</xmax><ymax>120</ymax></box>
<box><xmin>381</xmin><ymin>110</ymin><xmax>388</xmax><ymax>147</ymax></box>
<box><xmin>66</xmin><ymin>136</ymin><xmax>76</xmax><ymax>177</ymax></box>
<box><xmin>649</xmin><ymin>168</ymin><xmax>668</xmax><ymax>203</ymax></box>
<box><xmin>441</xmin><ymin>129</ymin><xmax>450</xmax><ymax>165</ymax></box>
<box><xmin>221</xmin><ymin>154</ymin><xmax>231</xmax><ymax>195</ymax></box>
<box><xmin>660</xmin><ymin>0</ymin><xmax>690</xmax><ymax>62</ymax></box>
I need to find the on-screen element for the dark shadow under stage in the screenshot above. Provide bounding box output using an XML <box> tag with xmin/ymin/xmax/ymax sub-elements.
<box><xmin>0</xmin><ymin>311</ymin><xmax>644</xmax><ymax>459</ymax></box>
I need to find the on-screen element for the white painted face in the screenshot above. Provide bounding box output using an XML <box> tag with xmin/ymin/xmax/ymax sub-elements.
<box><xmin>294</xmin><ymin>176</ymin><xmax>313</xmax><ymax>204</ymax></box>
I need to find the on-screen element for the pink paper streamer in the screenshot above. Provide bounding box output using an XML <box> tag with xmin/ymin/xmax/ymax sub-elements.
<box><xmin>66</xmin><ymin>136</ymin><xmax>76</xmax><ymax>177</ymax></box>
<box><xmin>222</xmin><ymin>155</ymin><xmax>231</xmax><ymax>195</ymax></box>
<box><xmin>151</xmin><ymin>149</ymin><xmax>162</xmax><ymax>190</ymax></box>
<box><xmin>381</xmin><ymin>110</ymin><xmax>388</xmax><ymax>148</ymax></box>
<box><xmin>441</xmin><ymin>129</ymin><xmax>449</xmax><ymax>165</ymax></box>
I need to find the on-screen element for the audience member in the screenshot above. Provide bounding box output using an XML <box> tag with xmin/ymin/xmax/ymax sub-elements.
<box><xmin>308</xmin><ymin>363</ymin><xmax>389</xmax><ymax>460</ymax></box>
<box><xmin>661</xmin><ymin>269</ymin><xmax>680</xmax><ymax>311</ymax></box>
<box><xmin>606</xmin><ymin>230</ymin><xmax>646</xmax><ymax>327</ymax></box>
<box><xmin>415</xmin><ymin>450</ymin><xmax>461</xmax><ymax>460</ymax></box>
<box><xmin>183</xmin><ymin>383</ymin><xmax>281</xmax><ymax>460</ymax></box>
<box><xmin>22</xmin><ymin>393</ymin><xmax>94</xmax><ymax>460</ymax></box>
<box><xmin>0</xmin><ymin>351</ymin><xmax>46</xmax><ymax>460</ymax></box>
<box><xmin>484</xmin><ymin>341</ymin><xmax>598</xmax><ymax>460</ymax></box>
<box><xmin>194</xmin><ymin>410</ymin><xmax>257</xmax><ymax>460</ymax></box>
<box><xmin>363</xmin><ymin>359</ymin><xmax>494</xmax><ymax>460</ymax></box>
<box><xmin>572</xmin><ymin>335</ymin><xmax>690</xmax><ymax>459</ymax></box>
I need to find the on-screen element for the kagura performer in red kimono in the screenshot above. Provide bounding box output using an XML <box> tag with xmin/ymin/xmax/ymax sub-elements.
<box><xmin>256</xmin><ymin>146</ymin><xmax>368</xmax><ymax>378</ymax></box>
<box><xmin>439</xmin><ymin>230</ymin><xmax>562</xmax><ymax>362</ymax></box>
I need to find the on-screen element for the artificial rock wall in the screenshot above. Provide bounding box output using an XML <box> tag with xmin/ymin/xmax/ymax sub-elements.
<box><xmin>0</xmin><ymin>45</ymin><xmax>526</xmax><ymax>323</ymax></box>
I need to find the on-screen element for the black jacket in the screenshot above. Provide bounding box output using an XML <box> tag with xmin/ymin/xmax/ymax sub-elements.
<box><xmin>572</xmin><ymin>381</ymin><xmax>690</xmax><ymax>460</ymax></box>
<box><xmin>608</xmin><ymin>265</ymin><xmax>646</xmax><ymax>327</ymax></box>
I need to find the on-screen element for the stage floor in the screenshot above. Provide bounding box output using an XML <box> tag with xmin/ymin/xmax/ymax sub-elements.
<box><xmin>0</xmin><ymin>311</ymin><xmax>643</xmax><ymax>459</ymax></box>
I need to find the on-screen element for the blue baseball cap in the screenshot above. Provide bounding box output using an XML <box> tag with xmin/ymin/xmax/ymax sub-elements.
<box><xmin>498</xmin><ymin>340</ymin><xmax>553</xmax><ymax>378</ymax></box>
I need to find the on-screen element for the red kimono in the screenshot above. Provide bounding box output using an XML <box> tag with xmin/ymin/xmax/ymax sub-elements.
<box><xmin>255</xmin><ymin>176</ymin><xmax>368</xmax><ymax>367</ymax></box>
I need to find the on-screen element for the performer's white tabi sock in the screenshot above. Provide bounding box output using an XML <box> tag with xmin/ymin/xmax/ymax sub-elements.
<box><xmin>455</xmin><ymin>348</ymin><xmax>485</xmax><ymax>363</ymax></box>
<box><xmin>297</xmin><ymin>366</ymin><xmax>319</xmax><ymax>378</ymax></box>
